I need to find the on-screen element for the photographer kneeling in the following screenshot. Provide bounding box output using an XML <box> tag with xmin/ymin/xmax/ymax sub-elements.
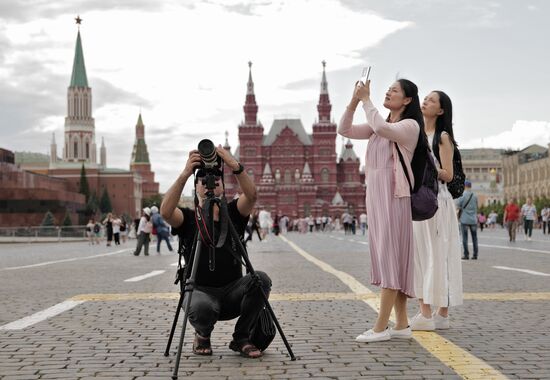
<box><xmin>160</xmin><ymin>144</ymin><xmax>271</xmax><ymax>359</ymax></box>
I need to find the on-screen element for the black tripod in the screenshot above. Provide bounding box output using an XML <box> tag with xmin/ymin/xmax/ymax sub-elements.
<box><xmin>164</xmin><ymin>175</ymin><xmax>296</xmax><ymax>379</ymax></box>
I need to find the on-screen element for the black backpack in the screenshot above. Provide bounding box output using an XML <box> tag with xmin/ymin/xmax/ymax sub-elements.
<box><xmin>395</xmin><ymin>130</ymin><xmax>439</xmax><ymax>221</ymax></box>
<box><xmin>93</xmin><ymin>223</ymin><xmax>100</xmax><ymax>233</ymax></box>
<box><xmin>446</xmin><ymin>147</ymin><xmax>465</xmax><ymax>199</ymax></box>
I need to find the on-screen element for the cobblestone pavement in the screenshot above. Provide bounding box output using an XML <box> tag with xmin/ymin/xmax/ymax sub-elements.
<box><xmin>1</xmin><ymin>228</ymin><xmax>549</xmax><ymax>379</ymax></box>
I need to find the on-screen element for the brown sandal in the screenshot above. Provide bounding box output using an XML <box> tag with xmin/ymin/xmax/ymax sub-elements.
<box><xmin>229</xmin><ymin>340</ymin><xmax>263</xmax><ymax>358</ymax></box>
<box><xmin>192</xmin><ymin>333</ymin><xmax>212</xmax><ymax>356</ymax></box>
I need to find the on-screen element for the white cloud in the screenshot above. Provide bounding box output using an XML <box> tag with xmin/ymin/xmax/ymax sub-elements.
<box><xmin>0</xmin><ymin>0</ymin><xmax>411</xmax><ymax>193</ymax></box>
<box><xmin>462</xmin><ymin>120</ymin><xmax>550</xmax><ymax>150</ymax></box>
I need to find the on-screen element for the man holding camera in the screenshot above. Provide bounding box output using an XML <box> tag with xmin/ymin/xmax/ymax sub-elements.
<box><xmin>160</xmin><ymin>144</ymin><xmax>271</xmax><ymax>359</ymax></box>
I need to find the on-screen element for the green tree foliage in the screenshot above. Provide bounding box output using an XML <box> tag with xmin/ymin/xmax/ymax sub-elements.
<box><xmin>86</xmin><ymin>191</ymin><xmax>99</xmax><ymax>215</ymax></box>
<box><xmin>41</xmin><ymin>211</ymin><xmax>56</xmax><ymax>226</ymax></box>
<box><xmin>62</xmin><ymin>211</ymin><xmax>72</xmax><ymax>226</ymax></box>
<box><xmin>99</xmin><ymin>187</ymin><xmax>112</xmax><ymax>213</ymax></box>
<box><xmin>79</xmin><ymin>164</ymin><xmax>90</xmax><ymax>201</ymax></box>
<box><xmin>142</xmin><ymin>193</ymin><xmax>163</xmax><ymax>209</ymax></box>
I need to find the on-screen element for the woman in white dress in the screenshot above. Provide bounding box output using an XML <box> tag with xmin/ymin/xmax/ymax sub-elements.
<box><xmin>410</xmin><ymin>91</ymin><xmax>463</xmax><ymax>330</ymax></box>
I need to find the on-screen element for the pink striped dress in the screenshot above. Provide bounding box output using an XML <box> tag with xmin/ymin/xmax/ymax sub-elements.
<box><xmin>339</xmin><ymin>100</ymin><xmax>419</xmax><ymax>297</ymax></box>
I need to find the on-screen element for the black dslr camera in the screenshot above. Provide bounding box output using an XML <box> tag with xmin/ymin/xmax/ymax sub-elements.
<box><xmin>196</xmin><ymin>139</ymin><xmax>223</xmax><ymax>191</ymax></box>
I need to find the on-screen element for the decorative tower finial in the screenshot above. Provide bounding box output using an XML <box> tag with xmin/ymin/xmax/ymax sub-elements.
<box><xmin>247</xmin><ymin>61</ymin><xmax>254</xmax><ymax>95</ymax></box>
<box><xmin>75</xmin><ymin>15</ymin><xmax>82</xmax><ymax>27</ymax></box>
<box><xmin>243</xmin><ymin>61</ymin><xmax>259</xmax><ymax>125</ymax></box>
<box><xmin>224</xmin><ymin>130</ymin><xmax>231</xmax><ymax>150</ymax></box>
<box><xmin>317</xmin><ymin>60</ymin><xmax>331</xmax><ymax>122</ymax></box>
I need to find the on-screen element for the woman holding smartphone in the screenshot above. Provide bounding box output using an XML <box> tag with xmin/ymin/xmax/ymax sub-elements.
<box><xmin>410</xmin><ymin>91</ymin><xmax>463</xmax><ymax>331</ymax></box>
<box><xmin>339</xmin><ymin>78</ymin><xmax>422</xmax><ymax>342</ymax></box>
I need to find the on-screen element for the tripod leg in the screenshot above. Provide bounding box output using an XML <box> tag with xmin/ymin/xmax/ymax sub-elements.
<box><xmin>164</xmin><ymin>291</ymin><xmax>185</xmax><ymax>357</ymax></box>
<box><xmin>227</xmin><ymin>219</ymin><xmax>296</xmax><ymax>360</ymax></box>
<box><xmin>172</xmin><ymin>239</ymin><xmax>203</xmax><ymax>380</ymax></box>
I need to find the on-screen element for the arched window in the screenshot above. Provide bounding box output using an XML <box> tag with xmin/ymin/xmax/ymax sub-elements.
<box><xmin>321</xmin><ymin>168</ymin><xmax>329</xmax><ymax>183</ymax></box>
<box><xmin>74</xmin><ymin>141</ymin><xmax>78</xmax><ymax>159</ymax></box>
<box><xmin>294</xmin><ymin>168</ymin><xmax>300</xmax><ymax>182</ymax></box>
<box><xmin>247</xmin><ymin>169</ymin><xmax>254</xmax><ymax>181</ymax></box>
<box><xmin>275</xmin><ymin>169</ymin><xmax>281</xmax><ymax>184</ymax></box>
<box><xmin>284</xmin><ymin>169</ymin><xmax>291</xmax><ymax>184</ymax></box>
<box><xmin>85</xmin><ymin>142</ymin><xmax>90</xmax><ymax>159</ymax></box>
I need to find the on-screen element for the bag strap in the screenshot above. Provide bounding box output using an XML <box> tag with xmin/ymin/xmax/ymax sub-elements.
<box><xmin>461</xmin><ymin>193</ymin><xmax>473</xmax><ymax>210</ymax></box>
<box><xmin>394</xmin><ymin>142</ymin><xmax>413</xmax><ymax>193</ymax></box>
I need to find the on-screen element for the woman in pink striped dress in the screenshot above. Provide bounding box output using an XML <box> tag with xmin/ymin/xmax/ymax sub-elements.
<box><xmin>338</xmin><ymin>79</ymin><xmax>423</xmax><ymax>343</ymax></box>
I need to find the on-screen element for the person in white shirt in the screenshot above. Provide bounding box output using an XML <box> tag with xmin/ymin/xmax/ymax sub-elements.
<box><xmin>359</xmin><ymin>212</ymin><xmax>368</xmax><ymax>235</ymax></box>
<box><xmin>258</xmin><ymin>208</ymin><xmax>271</xmax><ymax>240</ymax></box>
<box><xmin>521</xmin><ymin>198</ymin><xmax>537</xmax><ymax>241</ymax></box>
<box><xmin>541</xmin><ymin>206</ymin><xmax>549</xmax><ymax>235</ymax></box>
<box><xmin>133</xmin><ymin>207</ymin><xmax>152</xmax><ymax>255</ymax></box>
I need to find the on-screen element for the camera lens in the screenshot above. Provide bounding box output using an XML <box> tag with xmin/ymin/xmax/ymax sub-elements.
<box><xmin>197</xmin><ymin>139</ymin><xmax>219</xmax><ymax>169</ymax></box>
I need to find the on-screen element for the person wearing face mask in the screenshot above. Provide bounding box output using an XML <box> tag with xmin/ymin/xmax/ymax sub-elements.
<box><xmin>410</xmin><ymin>91</ymin><xmax>463</xmax><ymax>331</ymax></box>
<box><xmin>339</xmin><ymin>78</ymin><xmax>422</xmax><ymax>342</ymax></box>
<box><xmin>160</xmin><ymin>145</ymin><xmax>271</xmax><ymax>359</ymax></box>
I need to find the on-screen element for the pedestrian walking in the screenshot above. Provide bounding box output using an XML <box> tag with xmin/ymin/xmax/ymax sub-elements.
<box><xmin>339</xmin><ymin>77</ymin><xmax>422</xmax><ymax>342</ymax></box>
<box><xmin>410</xmin><ymin>90</ymin><xmax>463</xmax><ymax>332</ymax></box>
<box><xmin>488</xmin><ymin>210</ymin><xmax>498</xmax><ymax>229</ymax></box>
<box><xmin>151</xmin><ymin>206</ymin><xmax>173</xmax><ymax>254</ymax></box>
<box><xmin>541</xmin><ymin>205</ymin><xmax>549</xmax><ymax>235</ymax></box>
<box><xmin>93</xmin><ymin>219</ymin><xmax>101</xmax><ymax>244</ymax></box>
<box><xmin>521</xmin><ymin>198</ymin><xmax>537</xmax><ymax>241</ymax></box>
<box><xmin>359</xmin><ymin>212</ymin><xmax>368</xmax><ymax>235</ymax></box>
<box><xmin>258</xmin><ymin>208</ymin><xmax>271</xmax><ymax>239</ymax></box>
<box><xmin>102</xmin><ymin>212</ymin><xmax>114</xmax><ymax>247</ymax></box>
<box><xmin>112</xmin><ymin>215</ymin><xmax>121</xmax><ymax>245</ymax></box>
<box><xmin>120</xmin><ymin>218</ymin><xmax>128</xmax><ymax>243</ymax></box>
<box><xmin>478</xmin><ymin>212</ymin><xmax>486</xmax><ymax>232</ymax></box>
<box><xmin>457</xmin><ymin>181</ymin><xmax>478</xmax><ymax>259</ymax></box>
<box><xmin>133</xmin><ymin>207</ymin><xmax>152</xmax><ymax>256</ymax></box>
<box><xmin>503</xmin><ymin>198</ymin><xmax>521</xmax><ymax>242</ymax></box>
<box><xmin>86</xmin><ymin>218</ymin><xmax>95</xmax><ymax>244</ymax></box>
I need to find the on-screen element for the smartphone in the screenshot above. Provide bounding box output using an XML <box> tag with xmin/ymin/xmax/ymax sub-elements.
<box><xmin>359</xmin><ymin>66</ymin><xmax>371</xmax><ymax>85</ymax></box>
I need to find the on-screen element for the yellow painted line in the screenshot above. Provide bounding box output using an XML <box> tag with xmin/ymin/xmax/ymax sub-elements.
<box><xmin>69</xmin><ymin>291</ymin><xmax>550</xmax><ymax>303</ymax></box>
<box><xmin>464</xmin><ymin>292</ymin><xmax>550</xmax><ymax>301</ymax></box>
<box><xmin>278</xmin><ymin>235</ymin><xmax>508</xmax><ymax>380</ymax></box>
<box><xmin>69</xmin><ymin>292</ymin><xmax>380</xmax><ymax>302</ymax></box>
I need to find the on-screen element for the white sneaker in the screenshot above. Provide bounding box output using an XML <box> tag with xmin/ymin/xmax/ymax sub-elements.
<box><xmin>410</xmin><ymin>313</ymin><xmax>436</xmax><ymax>331</ymax></box>
<box><xmin>433</xmin><ymin>313</ymin><xmax>450</xmax><ymax>329</ymax></box>
<box><xmin>528</xmin><ymin>237</ymin><xmax>532</xmax><ymax>241</ymax></box>
<box><xmin>355</xmin><ymin>328</ymin><xmax>391</xmax><ymax>343</ymax></box>
<box><xmin>389</xmin><ymin>326</ymin><xmax>412</xmax><ymax>339</ymax></box>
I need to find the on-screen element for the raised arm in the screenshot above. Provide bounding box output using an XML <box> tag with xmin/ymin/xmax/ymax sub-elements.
<box><xmin>216</xmin><ymin>146</ymin><xmax>257</xmax><ymax>217</ymax></box>
<box><xmin>337</xmin><ymin>87</ymin><xmax>374</xmax><ymax>140</ymax></box>
<box><xmin>363</xmin><ymin>100</ymin><xmax>419</xmax><ymax>152</ymax></box>
<box><xmin>160</xmin><ymin>150</ymin><xmax>202</xmax><ymax>229</ymax></box>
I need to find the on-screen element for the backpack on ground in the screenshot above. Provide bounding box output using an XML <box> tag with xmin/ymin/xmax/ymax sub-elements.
<box><xmin>395</xmin><ymin>131</ymin><xmax>439</xmax><ymax>221</ymax></box>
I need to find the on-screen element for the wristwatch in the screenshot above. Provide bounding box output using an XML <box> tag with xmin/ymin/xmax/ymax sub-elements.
<box><xmin>232</xmin><ymin>162</ymin><xmax>245</xmax><ymax>175</ymax></box>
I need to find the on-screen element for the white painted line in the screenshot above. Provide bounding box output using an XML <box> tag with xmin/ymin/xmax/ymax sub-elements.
<box><xmin>493</xmin><ymin>266</ymin><xmax>550</xmax><ymax>277</ymax></box>
<box><xmin>124</xmin><ymin>270</ymin><xmax>166</xmax><ymax>282</ymax></box>
<box><xmin>478</xmin><ymin>243</ymin><xmax>550</xmax><ymax>255</ymax></box>
<box><xmin>0</xmin><ymin>248</ymin><xmax>133</xmax><ymax>271</ymax></box>
<box><xmin>0</xmin><ymin>300</ymin><xmax>85</xmax><ymax>330</ymax></box>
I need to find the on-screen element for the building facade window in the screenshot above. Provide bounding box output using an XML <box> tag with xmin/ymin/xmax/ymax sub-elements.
<box><xmin>321</xmin><ymin>168</ymin><xmax>329</xmax><ymax>183</ymax></box>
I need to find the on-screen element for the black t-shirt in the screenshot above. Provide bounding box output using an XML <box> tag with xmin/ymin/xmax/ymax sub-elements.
<box><xmin>171</xmin><ymin>199</ymin><xmax>250</xmax><ymax>288</ymax></box>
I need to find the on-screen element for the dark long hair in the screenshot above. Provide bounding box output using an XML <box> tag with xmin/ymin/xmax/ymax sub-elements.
<box><xmin>431</xmin><ymin>91</ymin><xmax>458</xmax><ymax>164</ymax></box>
<box><xmin>395</xmin><ymin>79</ymin><xmax>424</xmax><ymax>130</ymax></box>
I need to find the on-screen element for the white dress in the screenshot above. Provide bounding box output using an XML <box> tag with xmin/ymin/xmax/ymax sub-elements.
<box><xmin>412</xmin><ymin>133</ymin><xmax>463</xmax><ymax>307</ymax></box>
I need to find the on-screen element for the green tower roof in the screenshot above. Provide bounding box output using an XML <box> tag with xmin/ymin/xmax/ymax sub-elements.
<box><xmin>69</xmin><ymin>31</ymin><xmax>89</xmax><ymax>87</ymax></box>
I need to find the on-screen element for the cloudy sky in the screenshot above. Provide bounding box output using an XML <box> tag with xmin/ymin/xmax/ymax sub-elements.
<box><xmin>1</xmin><ymin>0</ymin><xmax>548</xmax><ymax>193</ymax></box>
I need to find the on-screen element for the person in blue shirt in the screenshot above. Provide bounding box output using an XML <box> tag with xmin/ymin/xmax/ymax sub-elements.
<box><xmin>456</xmin><ymin>181</ymin><xmax>478</xmax><ymax>260</ymax></box>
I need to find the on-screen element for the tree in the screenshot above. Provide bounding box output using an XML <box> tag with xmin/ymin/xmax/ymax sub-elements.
<box><xmin>41</xmin><ymin>211</ymin><xmax>56</xmax><ymax>226</ymax></box>
<box><xmin>142</xmin><ymin>193</ymin><xmax>163</xmax><ymax>209</ymax></box>
<box><xmin>79</xmin><ymin>164</ymin><xmax>90</xmax><ymax>201</ymax></box>
<box><xmin>62</xmin><ymin>211</ymin><xmax>73</xmax><ymax>226</ymax></box>
<box><xmin>99</xmin><ymin>187</ymin><xmax>112</xmax><ymax>213</ymax></box>
<box><xmin>86</xmin><ymin>191</ymin><xmax>99</xmax><ymax>215</ymax></box>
